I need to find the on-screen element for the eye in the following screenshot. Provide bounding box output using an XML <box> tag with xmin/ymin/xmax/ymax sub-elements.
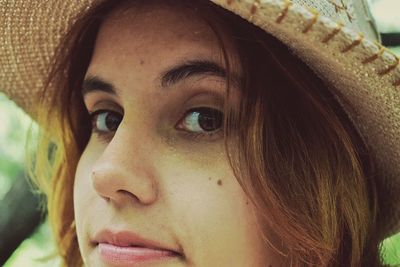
<box><xmin>176</xmin><ymin>107</ymin><xmax>223</xmax><ymax>133</ymax></box>
<box><xmin>90</xmin><ymin>110</ymin><xmax>123</xmax><ymax>134</ymax></box>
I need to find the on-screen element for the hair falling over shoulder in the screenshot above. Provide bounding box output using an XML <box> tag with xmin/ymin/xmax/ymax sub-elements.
<box><xmin>28</xmin><ymin>0</ymin><xmax>386</xmax><ymax>266</ymax></box>
<box><xmin>222</xmin><ymin>18</ymin><xmax>384</xmax><ymax>266</ymax></box>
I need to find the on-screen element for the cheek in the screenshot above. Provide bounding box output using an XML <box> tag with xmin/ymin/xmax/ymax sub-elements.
<box><xmin>162</xmin><ymin>162</ymin><xmax>271</xmax><ymax>266</ymax></box>
<box><xmin>73</xmin><ymin>137</ymin><xmax>104</xmax><ymax>206</ymax></box>
<box><xmin>73</xmin><ymin>143</ymin><xmax>100</xmax><ymax>254</ymax></box>
<box><xmin>71</xmin><ymin>137</ymin><xmax>281</xmax><ymax>266</ymax></box>
<box><xmin>74</xmin><ymin>146</ymin><xmax>96</xmax><ymax>213</ymax></box>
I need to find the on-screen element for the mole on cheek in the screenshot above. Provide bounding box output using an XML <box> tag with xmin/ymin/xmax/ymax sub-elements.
<box><xmin>217</xmin><ymin>179</ymin><xmax>222</xmax><ymax>186</ymax></box>
<box><xmin>140</xmin><ymin>60</ymin><xmax>145</xmax><ymax>65</ymax></box>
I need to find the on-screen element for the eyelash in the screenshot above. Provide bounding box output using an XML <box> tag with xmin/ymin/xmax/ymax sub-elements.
<box><xmin>176</xmin><ymin>107</ymin><xmax>224</xmax><ymax>141</ymax></box>
<box><xmin>88</xmin><ymin>107</ymin><xmax>224</xmax><ymax>142</ymax></box>
<box><xmin>89</xmin><ymin>109</ymin><xmax>121</xmax><ymax>142</ymax></box>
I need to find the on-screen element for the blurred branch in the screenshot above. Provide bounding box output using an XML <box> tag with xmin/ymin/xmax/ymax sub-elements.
<box><xmin>0</xmin><ymin>173</ymin><xmax>43</xmax><ymax>265</ymax></box>
<box><xmin>381</xmin><ymin>32</ymin><xmax>400</xmax><ymax>47</ymax></box>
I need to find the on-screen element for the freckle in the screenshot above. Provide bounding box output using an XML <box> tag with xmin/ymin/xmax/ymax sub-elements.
<box><xmin>246</xmin><ymin>201</ymin><xmax>249</xmax><ymax>205</ymax></box>
<box><xmin>140</xmin><ymin>60</ymin><xmax>145</xmax><ymax>65</ymax></box>
<box><xmin>217</xmin><ymin>179</ymin><xmax>222</xmax><ymax>186</ymax></box>
<box><xmin>209</xmin><ymin>177</ymin><xmax>212</xmax><ymax>181</ymax></box>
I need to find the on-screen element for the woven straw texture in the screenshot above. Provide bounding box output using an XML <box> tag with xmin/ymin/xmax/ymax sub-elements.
<box><xmin>0</xmin><ymin>0</ymin><xmax>399</xmax><ymax>237</ymax></box>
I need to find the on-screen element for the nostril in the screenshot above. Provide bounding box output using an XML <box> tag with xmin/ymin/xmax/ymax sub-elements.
<box><xmin>117</xmin><ymin>189</ymin><xmax>140</xmax><ymax>202</ymax></box>
<box><xmin>90</xmin><ymin>163</ymin><xmax>158</xmax><ymax>205</ymax></box>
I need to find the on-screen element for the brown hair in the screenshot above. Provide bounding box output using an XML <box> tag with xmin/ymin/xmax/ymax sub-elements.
<box><xmin>32</xmin><ymin>0</ymin><xmax>385</xmax><ymax>266</ymax></box>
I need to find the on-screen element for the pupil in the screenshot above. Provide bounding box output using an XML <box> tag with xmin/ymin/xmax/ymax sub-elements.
<box><xmin>198</xmin><ymin>108</ymin><xmax>223</xmax><ymax>131</ymax></box>
<box><xmin>105</xmin><ymin>113</ymin><xmax>121</xmax><ymax>131</ymax></box>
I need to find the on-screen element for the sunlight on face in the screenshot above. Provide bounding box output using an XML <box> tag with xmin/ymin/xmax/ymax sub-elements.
<box><xmin>73</xmin><ymin>3</ymin><xmax>283</xmax><ymax>267</ymax></box>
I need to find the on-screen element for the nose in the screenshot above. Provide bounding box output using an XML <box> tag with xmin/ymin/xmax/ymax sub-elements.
<box><xmin>90</xmin><ymin>125</ymin><xmax>158</xmax><ymax>206</ymax></box>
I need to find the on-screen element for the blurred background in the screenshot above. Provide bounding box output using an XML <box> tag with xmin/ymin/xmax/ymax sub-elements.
<box><xmin>1</xmin><ymin>0</ymin><xmax>400</xmax><ymax>266</ymax></box>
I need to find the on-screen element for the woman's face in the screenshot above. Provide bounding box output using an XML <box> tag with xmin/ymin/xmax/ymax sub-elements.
<box><xmin>74</xmin><ymin>3</ymin><xmax>282</xmax><ymax>267</ymax></box>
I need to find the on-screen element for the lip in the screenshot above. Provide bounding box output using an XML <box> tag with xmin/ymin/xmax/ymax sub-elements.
<box><xmin>93</xmin><ymin>230</ymin><xmax>182</xmax><ymax>266</ymax></box>
<box><xmin>98</xmin><ymin>243</ymin><xmax>179</xmax><ymax>266</ymax></box>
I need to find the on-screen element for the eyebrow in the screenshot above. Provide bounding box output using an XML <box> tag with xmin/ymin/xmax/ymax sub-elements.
<box><xmin>159</xmin><ymin>59</ymin><xmax>227</xmax><ymax>87</ymax></box>
<box><xmin>82</xmin><ymin>76</ymin><xmax>117</xmax><ymax>96</ymax></box>
<box><xmin>82</xmin><ymin>59</ymin><xmax>233</xmax><ymax>97</ymax></box>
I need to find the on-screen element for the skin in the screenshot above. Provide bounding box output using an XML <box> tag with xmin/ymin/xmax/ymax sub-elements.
<box><xmin>74</xmin><ymin>3</ymin><xmax>284</xmax><ymax>267</ymax></box>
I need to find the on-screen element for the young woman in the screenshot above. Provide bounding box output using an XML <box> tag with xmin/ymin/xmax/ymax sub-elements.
<box><xmin>1</xmin><ymin>0</ymin><xmax>399</xmax><ymax>266</ymax></box>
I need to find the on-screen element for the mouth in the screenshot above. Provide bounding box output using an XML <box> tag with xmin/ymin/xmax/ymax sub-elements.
<box><xmin>93</xmin><ymin>230</ymin><xmax>183</xmax><ymax>266</ymax></box>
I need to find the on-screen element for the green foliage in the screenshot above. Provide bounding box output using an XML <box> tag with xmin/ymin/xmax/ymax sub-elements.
<box><xmin>0</xmin><ymin>93</ymin><xmax>39</xmax><ymax>198</ymax></box>
<box><xmin>0</xmin><ymin>93</ymin><xmax>31</xmax><ymax>200</ymax></box>
<box><xmin>370</xmin><ymin>0</ymin><xmax>400</xmax><ymax>33</ymax></box>
<box><xmin>389</xmin><ymin>47</ymin><xmax>400</xmax><ymax>56</ymax></box>
<box><xmin>382</xmin><ymin>233</ymin><xmax>400</xmax><ymax>266</ymax></box>
<box><xmin>4</xmin><ymin>220</ymin><xmax>60</xmax><ymax>267</ymax></box>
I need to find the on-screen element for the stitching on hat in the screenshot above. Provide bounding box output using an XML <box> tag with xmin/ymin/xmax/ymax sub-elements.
<box><xmin>378</xmin><ymin>57</ymin><xmax>400</xmax><ymax>76</ymax></box>
<box><xmin>282</xmin><ymin>0</ymin><xmax>399</xmax><ymax>86</ymax></box>
<box><xmin>276</xmin><ymin>0</ymin><xmax>292</xmax><ymax>24</ymax></box>
<box><xmin>362</xmin><ymin>46</ymin><xmax>385</xmax><ymax>64</ymax></box>
<box><xmin>276</xmin><ymin>1</ymin><xmax>400</xmax><ymax>87</ymax></box>
<box><xmin>328</xmin><ymin>0</ymin><xmax>354</xmax><ymax>22</ymax></box>
<box><xmin>322</xmin><ymin>22</ymin><xmax>344</xmax><ymax>43</ymax></box>
<box><xmin>218</xmin><ymin>0</ymin><xmax>400</xmax><ymax>111</ymax></box>
<box><xmin>302</xmin><ymin>9</ymin><xmax>320</xmax><ymax>33</ymax></box>
<box><xmin>250</xmin><ymin>0</ymin><xmax>261</xmax><ymax>15</ymax></box>
<box><xmin>341</xmin><ymin>34</ymin><xmax>364</xmax><ymax>53</ymax></box>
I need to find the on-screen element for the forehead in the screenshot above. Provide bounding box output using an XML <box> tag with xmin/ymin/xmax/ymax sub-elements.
<box><xmin>86</xmin><ymin>1</ymin><xmax>242</xmax><ymax>93</ymax></box>
<box><xmin>95</xmin><ymin>3</ymin><xmax>222</xmax><ymax>58</ymax></box>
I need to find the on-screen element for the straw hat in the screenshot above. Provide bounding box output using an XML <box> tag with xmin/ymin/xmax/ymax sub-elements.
<box><xmin>0</xmin><ymin>0</ymin><xmax>399</xmax><ymax>237</ymax></box>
